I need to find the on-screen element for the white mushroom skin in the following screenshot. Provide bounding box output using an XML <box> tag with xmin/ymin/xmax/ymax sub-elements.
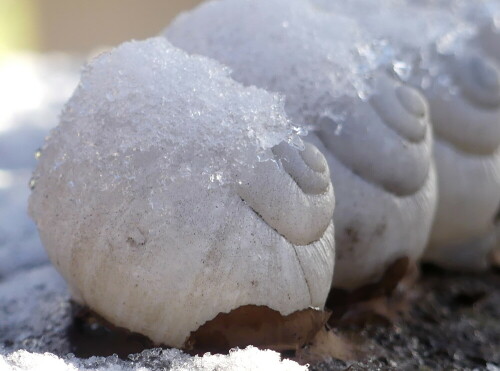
<box><xmin>28</xmin><ymin>38</ymin><xmax>336</xmax><ymax>348</ymax></box>
<box><xmin>166</xmin><ymin>1</ymin><xmax>437</xmax><ymax>291</ymax></box>
<box><xmin>308</xmin><ymin>72</ymin><xmax>437</xmax><ymax>290</ymax></box>
<box><xmin>422</xmin><ymin>53</ymin><xmax>500</xmax><ymax>270</ymax></box>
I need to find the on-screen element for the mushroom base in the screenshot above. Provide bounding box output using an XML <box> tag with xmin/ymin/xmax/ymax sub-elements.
<box><xmin>66</xmin><ymin>303</ymin><xmax>329</xmax><ymax>356</ymax></box>
<box><xmin>184</xmin><ymin>305</ymin><xmax>330</xmax><ymax>355</ymax></box>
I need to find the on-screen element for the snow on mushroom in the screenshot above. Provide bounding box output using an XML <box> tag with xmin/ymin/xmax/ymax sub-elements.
<box><xmin>165</xmin><ymin>0</ymin><xmax>437</xmax><ymax>297</ymax></box>
<box><xmin>28</xmin><ymin>38</ymin><xmax>336</xmax><ymax>351</ymax></box>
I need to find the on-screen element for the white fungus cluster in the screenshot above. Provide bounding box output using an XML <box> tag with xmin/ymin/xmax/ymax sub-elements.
<box><xmin>8</xmin><ymin>0</ymin><xmax>500</xmax><ymax>369</ymax></box>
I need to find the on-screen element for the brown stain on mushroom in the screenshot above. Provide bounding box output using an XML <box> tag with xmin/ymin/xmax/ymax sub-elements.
<box><xmin>184</xmin><ymin>305</ymin><xmax>330</xmax><ymax>355</ymax></box>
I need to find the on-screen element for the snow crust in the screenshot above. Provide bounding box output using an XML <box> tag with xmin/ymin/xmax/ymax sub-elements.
<box><xmin>31</xmin><ymin>37</ymin><xmax>295</xmax><ymax>191</ymax></box>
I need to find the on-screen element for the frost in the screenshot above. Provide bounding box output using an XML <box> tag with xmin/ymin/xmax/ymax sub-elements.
<box><xmin>166</xmin><ymin>0</ymin><xmax>385</xmax><ymax>129</ymax></box>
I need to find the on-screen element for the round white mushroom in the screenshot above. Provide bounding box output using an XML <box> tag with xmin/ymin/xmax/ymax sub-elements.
<box><xmin>28</xmin><ymin>38</ymin><xmax>336</xmax><ymax>350</ymax></box>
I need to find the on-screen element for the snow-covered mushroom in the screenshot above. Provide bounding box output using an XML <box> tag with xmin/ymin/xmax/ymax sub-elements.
<box><xmin>28</xmin><ymin>38</ymin><xmax>336</xmax><ymax>351</ymax></box>
<box><xmin>313</xmin><ymin>0</ymin><xmax>500</xmax><ymax>270</ymax></box>
<box><xmin>165</xmin><ymin>0</ymin><xmax>437</xmax><ymax>293</ymax></box>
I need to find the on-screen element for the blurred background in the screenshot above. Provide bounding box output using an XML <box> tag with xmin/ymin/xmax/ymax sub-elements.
<box><xmin>0</xmin><ymin>0</ymin><xmax>203</xmax><ymax>278</ymax></box>
<box><xmin>0</xmin><ymin>0</ymin><xmax>204</xmax><ymax>56</ymax></box>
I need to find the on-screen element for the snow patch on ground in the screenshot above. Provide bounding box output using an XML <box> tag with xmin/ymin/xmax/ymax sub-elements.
<box><xmin>0</xmin><ymin>347</ymin><xmax>306</xmax><ymax>371</ymax></box>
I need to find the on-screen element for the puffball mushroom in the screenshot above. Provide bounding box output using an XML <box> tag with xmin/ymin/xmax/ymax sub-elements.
<box><xmin>28</xmin><ymin>38</ymin><xmax>336</xmax><ymax>351</ymax></box>
<box><xmin>308</xmin><ymin>72</ymin><xmax>437</xmax><ymax>291</ymax></box>
<box><xmin>165</xmin><ymin>0</ymin><xmax>437</xmax><ymax>292</ymax></box>
<box><xmin>422</xmin><ymin>53</ymin><xmax>500</xmax><ymax>270</ymax></box>
<box><xmin>312</xmin><ymin>0</ymin><xmax>500</xmax><ymax>270</ymax></box>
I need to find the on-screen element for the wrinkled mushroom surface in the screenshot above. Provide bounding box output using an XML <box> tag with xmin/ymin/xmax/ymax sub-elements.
<box><xmin>29</xmin><ymin>38</ymin><xmax>336</xmax><ymax>349</ymax></box>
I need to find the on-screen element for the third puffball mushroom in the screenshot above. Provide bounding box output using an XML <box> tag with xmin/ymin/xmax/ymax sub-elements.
<box><xmin>423</xmin><ymin>53</ymin><xmax>500</xmax><ymax>270</ymax></box>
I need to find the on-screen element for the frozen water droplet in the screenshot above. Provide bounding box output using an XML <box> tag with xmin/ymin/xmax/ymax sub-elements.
<box><xmin>209</xmin><ymin>171</ymin><xmax>223</xmax><ymax>184</ymax></box>
<box><xmin>288</xmin><ymin>133</ymin><xmax>304</xmax><ymax>150</ymax></box>
<box><xmin>34</xmin><ymin>148</ymin><xmax>42</xmax><ymax>160</ymax></box>
<box><xmin>292</xmin><ymin>125</ymin><xmax>307</xmax><ymax>137</ymax></box>
<box><xmin>29</xmin><ymin>177</ymin><xmax>36</xmax><ymax>190</ymax></box>
<box><xmin>392</xmin><ymin>61</ymin><xmax>412</xmax><ymax>81</ymax></box>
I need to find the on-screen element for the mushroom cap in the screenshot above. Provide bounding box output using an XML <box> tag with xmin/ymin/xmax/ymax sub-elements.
<box><xmin>166</xmin><ymin>0</ymin><xmax>437</xmax><ymax>290</ymax></box>
<box><xmin>28</xmin><ymin>38</ymin><xmax>335</xmax><ymax>348</ymax></box>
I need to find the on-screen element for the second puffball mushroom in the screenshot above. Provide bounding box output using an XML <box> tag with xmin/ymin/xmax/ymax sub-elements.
<box><xmin>165</xmin><ymin>0</ymin><xmax>437</xmax><ymax>295</ymax></box>
<box><xmin>28</xmin><ymin>38</ymin><xmax>336</xmax><ymax>351</ymax></box>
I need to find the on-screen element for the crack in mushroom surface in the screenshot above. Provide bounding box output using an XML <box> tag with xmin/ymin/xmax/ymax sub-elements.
<box><xmin>165</xmin><ymin>0</ymin><xmax>438</xmax><ymax>292</ymax></box>
<box><xmin>28</xmin><ymin>38</ymin><xmax>336</xmax><ymax>350</ymax></box>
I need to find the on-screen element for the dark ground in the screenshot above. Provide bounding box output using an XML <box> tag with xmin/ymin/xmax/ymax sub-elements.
<box><xmin>307</xmin><ymin>264</ymin><xmax>500</xmax><ymax>371</ymax></box>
